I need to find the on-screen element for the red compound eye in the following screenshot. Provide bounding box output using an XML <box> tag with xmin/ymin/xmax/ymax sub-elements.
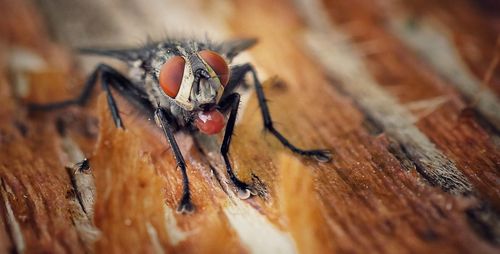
<box><xmin>199</xmin><ymin>50</ymin><xmax>229</xmax><ymax>86</ymax></box>
<box><xmin>159</xmin><ymin>56</ymin><xmax>185</xmax><ymax>98</ymax></box>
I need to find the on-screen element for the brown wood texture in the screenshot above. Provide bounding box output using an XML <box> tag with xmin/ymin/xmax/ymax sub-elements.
<box><xmin>0</xmin><ymin>0</ymin><xmax>499</xmax><ymax>253</ymax></box>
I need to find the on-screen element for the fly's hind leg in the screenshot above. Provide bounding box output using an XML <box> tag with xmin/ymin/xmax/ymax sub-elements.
<box><xmin>224</xmin><ymin>64</ymin><xmax>332</xmax><ymax>162</ymax></box>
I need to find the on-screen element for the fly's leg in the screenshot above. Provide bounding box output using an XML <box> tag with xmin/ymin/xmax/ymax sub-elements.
<box><xmin>225</xmin><ymin>64</ymin><xmax>332</xmax><ymax>162</ymax></box>
<box><xmin>219</xmin><ymin>65</ymin><xmax>250</xmax><ymax>101</ymax></box>
<box><xmin>218</xmin><ymin>93</ymin><xmax>252</xmax><ymax>198</ymax></box>
<box><xmin>29</xmin><ymin>64</ymin><xmax>153</xmax><ymax>128</ymax></box>
<box><xmin>30</xmin><ymin>64</ymin><xmax>191</xmax><ymax>212</ymax></box>
<box><xmin>155</xmin><ymin>108</ymin><xmax>194</xmax><ymax>213</ymax></box>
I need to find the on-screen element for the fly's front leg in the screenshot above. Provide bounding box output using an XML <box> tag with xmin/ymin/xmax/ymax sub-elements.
<box><xmin>29</xmin><ymin>64</ymin><xmax>153</xmax><ymax>129</ymax></box>
<box><xmin>155</xmin><ymin>108</ymin><xmax>194</xmax><ymax>213</ymax></box>
<box><xmin>226</xmin><ymin>64</ymin><xmax>332</xmax><ymax>162</ymax></box>
<box><xmin>219</xmin><ymin>93</ymin><xmax>253</xmax><ymax>199</ymax></box>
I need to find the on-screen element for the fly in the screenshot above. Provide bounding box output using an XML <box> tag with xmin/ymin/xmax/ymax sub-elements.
<box><xmin>29</xmin><ymin>37</ymin><xmax>331</xmax><ymax>213</ymax></box>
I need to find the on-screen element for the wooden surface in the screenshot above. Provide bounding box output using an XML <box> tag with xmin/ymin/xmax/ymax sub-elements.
<box><xmin>0</xmin><ymin>0</ymin><xmax>499</xmax><ymax>253</ymax></box>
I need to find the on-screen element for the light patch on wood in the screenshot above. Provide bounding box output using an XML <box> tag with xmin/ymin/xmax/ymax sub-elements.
<box><xmin>277</xmin><ymin>153</ymin><xmax>334</xmax><ymax>253</ymax></box>
<box><xmin>296</xmin><ymin>0</ymin><xmax>473</xmax><ymax>195</ymax></box>
<box><xmin>404</xmin><ymin>96</ymin><xmax>449</xmax><ymax>112</ymax></box>
<box><xmin>224</xmin><ymin>200</ymin><xmax>297</xmax><ymax>254</ymax></box>
<box><xmin>7</xmin><ymin>47</ymin><xmax>46</xmax><ymax>97</ymax></box>
<box><xmin>404</xmin><ymin>96</ymin><xmax>450</xmax><ymax>122</ymax></box>
<box><xmin>146</xmin><ymin>222</ymin><xmax>165</xmax><ymax>254</ymax></box>
<box><xmin>384</xmin><ymin>8</ymin><xmax>500</xmax><ymax>130</ymax></box>
<box><xmin>163</xmin><ymin>205</ymin><xmax>188</xmax><ymax>245</ymax></box>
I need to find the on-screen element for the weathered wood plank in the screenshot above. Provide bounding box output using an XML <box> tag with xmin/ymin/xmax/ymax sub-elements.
<box><xmin>314</xmin><ymin>0</ymin><xmax>500</xmax><ymax>241</ymax></box>
<box><xmin>0</xmin><ymin>0</ymin><xmax>498</xmax><ymax>253</ymax></box>
<box><xmin>226</xmin><ymin>0</ymin><xmax>499</xmax><ymax>252</ymax></box>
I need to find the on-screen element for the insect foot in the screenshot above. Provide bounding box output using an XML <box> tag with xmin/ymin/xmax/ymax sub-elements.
<box><xmin>176</xmin><ymin>195</ymin><xmax>195</xmax><ymax>214</ymax></box>
<box><xmin>294</xmin><ymin>148</ymin><xmax>333</xmax><ymax>163</ymax></box>
<box><xmin>237</xmin><ymin>186</ymin><xmax>254</xmax><ymax>200</ymax></box>
<box><xmin>228</xmin><ymin>177</ymin><xmax>254</xmax><ymax>200</ymax></box>
<box><xmin>309</xmin><ymin>149</ymin><xmax>333</xmax><ymax>163</ymax></box>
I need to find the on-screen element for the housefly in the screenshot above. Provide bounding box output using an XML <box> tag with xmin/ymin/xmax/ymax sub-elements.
<box><xmin>29</xmin><ymin>37</ymin><xmax>331</xmax><ymax>213</ymax></box>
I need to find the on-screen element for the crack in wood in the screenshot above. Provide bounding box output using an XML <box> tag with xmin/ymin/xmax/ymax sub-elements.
<box><xmin>65</xmin><ymin>166</ymin><xmax>89</xmax><ymax>216</ymax></box>
<box><xmin>386</xmin><ymin>138</ymin><xmax>418</xmax><ymax>172</ymax></box>
<box><xmin>59</xmin><ymin>134</ymin><xmax>96</xmax><ymax>219</ymax></box>
<box><xmin>58</xmin><ymin>127</ymin><xmax>99</xmax><ymax>252</ymax></box>
<box><xmin>466</xmin><ymin>203</ymin><xmax>500</xmax><ymax>245</ymax></box>
<box><xmin>193</xmin><ymin>133</ymin><xmax>240</xmax><ymax>201</ymax></box>
<box><xmin>0</xmin><ymin>178</ymin><xmax>26</xmax><ymax>254</ymax></box>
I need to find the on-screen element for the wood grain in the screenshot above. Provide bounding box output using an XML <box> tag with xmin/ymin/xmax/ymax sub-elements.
<box><xmin>0</xmin><ymin>0</ymin><xmax>499</xmax><ymax>253</ymax></box>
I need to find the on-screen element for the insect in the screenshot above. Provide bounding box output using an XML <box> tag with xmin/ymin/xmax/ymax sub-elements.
<box><xmin>29</xmin><ymin>37</ymin><xmax>331</xmax><ymax>213</ymax></box>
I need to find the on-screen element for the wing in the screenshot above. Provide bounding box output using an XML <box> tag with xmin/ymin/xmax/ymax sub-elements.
<box><xmin>78</xmin><ymin>45</ymin><xmax>155</xmax><ymax>62</ymax></box>
<box><xmin>212</xmin><ymin>38</ymin><xmax>258</xmax><ymax>62</ymax></box>
<box><xmin>78</xmin><ymin>37</ymin><xmax>257</xmax><ymax>63</ymax></box>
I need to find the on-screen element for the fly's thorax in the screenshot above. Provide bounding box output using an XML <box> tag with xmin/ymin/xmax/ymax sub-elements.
<box><xmin>128</xmin><ymin>60</ymin><xmax>146</xmax><ymax>84</ymax></box>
